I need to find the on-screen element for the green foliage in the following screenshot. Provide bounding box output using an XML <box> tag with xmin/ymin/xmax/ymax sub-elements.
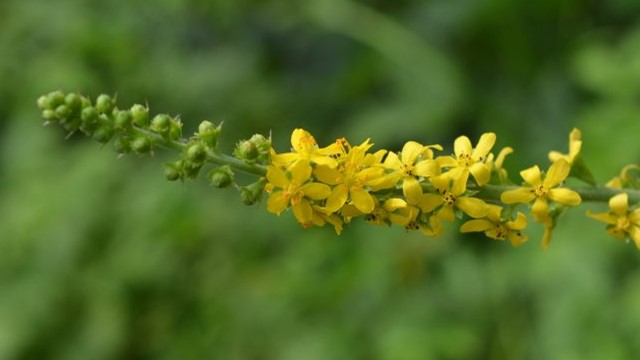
<box><xmin>1</xmin><ymin>0</ymin><xmax>640</xmax><ymax>359</ymax></box>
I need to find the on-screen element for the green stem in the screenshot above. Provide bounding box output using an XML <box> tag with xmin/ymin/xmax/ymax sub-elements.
<box><xmin>131</xmin><ymin>127</ymin><xmax>268</xmax><ymax>177</ymax></box>
<box><xmin>470</xmin><ymin>184</ymin><xmax>640</xmax><ymax>205</ymax></box>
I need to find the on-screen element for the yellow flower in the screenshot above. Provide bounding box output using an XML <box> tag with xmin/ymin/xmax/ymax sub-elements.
<box><xmin>271</xmin><ymin>128</ymin><xmax>343</xmax><ymax>167</ymax></box>
<box><xmin>500</xmin><ymin>159</ymin><xmax>581</xmax><ymax>220</ymax></box>
<box><xmin>436</xmin><ymin>132</ymin><xmax>496</xmax><ymax>186</ymax></box>
<box><xmin>606</xmin><ymin>164</ymin><xmax>640</xmax><ymax>189</ymax></box>
<box><xmin>587</xmin><ymin>193</ymin><xmax>640</xmax><ymax>248</ymax></box>
<box><xmin>343</xmin><ymin>197</ymin><xmax>415</xmax><ymax>227</ymax></box>
<box><xmin>548</xmin><ymin>128</ymin><xmax>582</xmax><ymax>165</ymax></box>
<box><xmin>460</xmin><ymin>205</ymin><xmax>528</xmax><ymax>246</ymax></box>
<box><xmin>266</xmin><ymin>159</ymin><xmax>332</xmax><ymax>225</ymax></box>
<box><xmin>485</xmin><ymin>146</ymin><xmax>513</xmax><ymax>183</ymax></box>
<box><xmin>307</xmin><ymin>205</ymin><xmax>344</xmax><ymax>235</ymax></box>
<box><xmin>404</xmin><ymin>212</ymin><xmax>443</xmax><ymax>237</ymax></box>
<box><xmin>420</xmin><ymin>173</ymin><xmax>489</xmax><ymax>222</ymax></box>
<box><xmin>314</xmin><ymin>139</ymin><xmax>388</xmax><ymax>214</ymax></box>
<box><xmin>380</xmin><ymin>141</ymin><xmax>440</xmax><ymax>204</ymax></box>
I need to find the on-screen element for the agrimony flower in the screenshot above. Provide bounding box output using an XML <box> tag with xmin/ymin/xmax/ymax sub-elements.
<box><xmin>548</xmin><ymin>128</ymin><xmax>582</xmax><ymax>165</ymax></box>
<box><xmin>500</xmin><ymin>159</ymin><xmax>581</xmax><ymax>220</ymax></box>
<box><xmin>272</xmin><ymin>128</ymin><xmax>343</xmax><ymax>167</ymax></box>
<box><xmin>421</xmin><ymin>173</ymin><xmax>489</xmax><ymax>222</ymax></box>
<box><xmin>266</xmin><ymin>159</ymin><xmax>332</xmax><ymax>225</ymax></box>
<box><xmin>437</xmin><ymin>132</ymin><xmax>496</xmax><ymax>186</ymax></box>
<box><xmin>587</xmin><ymin>192</ymin><xmax>640</xmax><ymax>248</ymax></box>
<box><xmin>460</xmin><ymin>205</ymin><xmax>528</xmax><ymax>246</ymax></box>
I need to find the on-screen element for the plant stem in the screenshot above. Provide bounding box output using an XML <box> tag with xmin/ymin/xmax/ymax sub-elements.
<box><xmin>471</xmin><ymin>184</ymin><xmax>640</xmax><ymax>205</ymax></box>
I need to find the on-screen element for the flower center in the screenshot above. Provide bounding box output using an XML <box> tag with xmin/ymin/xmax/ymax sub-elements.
<box><xmin>442</xmin><ymin>191</ymin><xmax>456</xmax><ymax>206</ymax></box>
<box><xmin>403</xmin><ymin>163</ymin><xmax>415</xmax><ymax>177</ymax></box>
<box><xmin>531</xmin><ymin>185</ymin><xmax>548</xmax><ymax>197</ymax></box>
<box><xmin>458</xmin><ymin>153</ymin><xmax>473</xmax><ymax>167</ymax></box>
<box><xmin>617</xmin><ymin>216</ymin><xmax>631</xmax><ymax>231</ymax></box>
<box><xmin>405</xmin><ymin>221</ymin><xmax>420</xmax><ymax>231</ymax></box>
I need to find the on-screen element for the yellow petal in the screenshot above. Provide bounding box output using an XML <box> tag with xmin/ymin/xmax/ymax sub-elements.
<box><xmin>520</xmin><ymin>165</ymin><xmax>542</xmax><ymax>186</ymax></box>
<box><xmin>293</xmin><ymin>199</ymin><xmax>313</xmax><ymax>224</ymax></box>
<box><xmin>384</xmin><ymin>198</ymin><xmax>408</xmax><ymax>212</ymax></box>
<box><xmin>494</xmin><ymin>147</ymin><xmax>513</xmax><ymax>169</ymax></box>
<box><xmin>310</xmin><ymin>154</ymin><xmax>338</xmax><ymax>168</ymax></box>
<box><xmin>350</xmin><ymin>187</ymin><xmax>375</xmax><ymax>214</ymax></box>
<box><xmin>437</xmin><ymin>206</ymin><xmax>456</xmax><ymax>222</ymax></box>
<box><xmin>430</xmin><ymin>173</ymin><xmax>451</xmax><ymax>193</ymax></box>
<box><xmin>267</xmin><ymin>192</ymin><xmax>289</xmax><ymax>215</ymax></box>
<box><xmin>272</xmin><ymin>153</ymin><xmax>298</xmax><ymax>165</ymax></box>
<box><xmin>403</xmin><ymin>177</ymin><xmax>423</xmax><ymax>205</ymax></box>
<box><xmin>460</xmin><ymin>219</ymin><xmax>493</xmax><ymax>233</ymax></box>
<box><xmin>384</xmin><ymin>151</ymin><xmax>402</xmax><ymax>168</ymax></box>
<box><xmin>469</xmin><ymin>163</ymin><xmax>491</xmax><ymax>186</ymax></box>
<box><xmin>629</xmin><ymin>226</ymin><xmax>640</xmax><ymax>249</ymax></box>
<box><xmin>291</xmin><ymin>128</ymin><xmax>316</xmax><ymax>153</ymax></box>
<box><xmin>544</xmin><ymin>159</ymin><xmax>570</xmax><ymax>188</ymax></box>
<box><xmin>472</xmin><ymin>132</ymin><xmax>496</xmax><ymax>159</ymax></box>
<box><xmin>266</xmin><ymin>166</ymin><xmax>288</xmax><ymax>188</ymax></box>
<box><xmin>540</xmin><ymin>222</ymin><xmax>553</xmax><ymax>251</ymax></box>
<box><xmin>609</xmin><ymin>193</ymin><xmax>629</xmax><ymax>216</ymax></box>
<box><xmin>547</xmin><ymin>150</ymin><xmax>565</xmax><ymax>163</ymax></box>
<box><xmin>420</xmin><ymin>193</ymin><xmax>443</xmax><ymax>213</ymax></box>
<box><xmin>401</xmin><ymin>141</ymin><xmax>424</xmax><ymax>165</ymax></box>
<box><xmin>507</xmin><ymin>231</ymin><xmax>528</xmax><ymax>247</ymax></box>
<box><xmin>485</xmin><ymin>204</ymin><xmax>503</xmax><ymax>222</ymax></box>
<box><xmin>451</xmin><ymin>171</ymin><xmax>468</xmax><ymax>195</ymax></box>
<box><xmin>454</xmin><ymin>135</ymin><xmax>472</xmax><ymax>157</ymax></box>
<box><xmin>324</xmin><ymin>185</ymin><xmax>348</xmax><ymax>213</ymax></box>
<box><xmin>300</xmin><ymin>182</ymin><xmax>332</xmax><ymax>200</ymax></box>
<box><xmin>548</xmin><ymin>188</ymin><xmax>581</xmax><ymax>206</ymax></box>
<box><xmin>456</xmin><ymin>196</ymin><xmax>488</xmax><ymax>218</ymax></box>
<box><xmin>414</xmin><ymin>159</ymin><xmax>439</xmax><ymax>178</ymax></box>
<box><xmin>506</xmin><ymin>212</ymin><xmax>528</xmax><ymax>230</ymax></box>
<box><xmin>531</xmin><ymin>198</ymin><xmax>549</xmax><ymax>219</ymax></box>
<box><xmin>586</xmin><ymin>210</ymin><xmax>617</xmax><ymax>225</ymax></box>
<box><xmin>501</xmin><ymin>188</ymin><xmax>535</xmax><ymax>204</ymax></box>
<box><xmin>314</xmin><ymin>165</ymin><xmax>342</xmax><ymax>185</ymax></box>
<box><xmin>289</xmin><ymin>159</ymin><xmax>312</xmax><ymax>185</ymax></box>
<box><xmin>436</xmin><ymin>156</ymin><xmax>458</xmax><ymax>168</ymax></box>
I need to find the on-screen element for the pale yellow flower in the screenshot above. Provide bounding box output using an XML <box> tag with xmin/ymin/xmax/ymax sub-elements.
<box><xmin>271</xmin><ymin>128</ymin><xmax>343</xmax><ymax>167</ymax></box>
<box><xmin>548</xmin><ymin>128</ymin><xmax>582</xmax><ymax>165</ymax></box>
<box><xmin>436</xmin><ymin>132</ymin><xmax>496</xmax><ymax>186</ymax></box>
<box><xmin>587</xmin><ymin>192</ymin><xmax>640</xmax><ymax>249</ymax></box>
<box><xmin>460</xmin><ymin>204</ymin><xmax>528</xmax><ymax>246</ymax></box>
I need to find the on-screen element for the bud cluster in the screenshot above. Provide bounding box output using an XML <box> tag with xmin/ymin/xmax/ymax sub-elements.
<box><xmin>37</xmin><ymin>91</ymin><xmax>270</xmax><ymax>205</ymax></box>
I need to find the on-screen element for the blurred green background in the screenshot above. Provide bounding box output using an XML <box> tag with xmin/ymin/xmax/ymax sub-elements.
<box><xmin>2</xmin><ymin>0</ymin><xmax>640</xmax><ymax>359</ymax></box>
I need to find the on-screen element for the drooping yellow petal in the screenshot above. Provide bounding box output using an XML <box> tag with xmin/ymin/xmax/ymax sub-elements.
<box><xmin>454</xmin><ymin>135</ymin><xmax>473</xmax><ymax>157</ymax></box>
<box><xmin>292</xmin><ymin>199</ymin><xmax>313</xmax><ymax>224</ymax></box>
<box><xmin>267</xmin><ymin>192</ymin><xmax>289</xmax><ymax>215</ymax></box>
<box><xmin>401</xmin><ymin>141</ymin><xmax>424</xmax><ymax>165</ymax></box>
<box><xmin>403</xmin><ymin>177</ymin><xmax>423</xmax><ymax>205</ymax></box>
<box><xmin>494</xmin><ymin>147</ymin><xmax>513</xmax><ymax>169</ymax></box>
<box><xmin>456</xmin><ymin>196</ymin><xmax>488</xmax><ymax>218</ymax></box>
<box><xmin>437</xmin><ymin>205</ymin><xmax>456</xmax><ymax>222</ymax></box>
<box><xmin>266</xmin><ymin>166</ymin><xmax>289</xmax><ymax>188</ymax></box>
<box><xmin>609</xmin><ymin>193</ymin><xmax>629</xmax><ymax>216</ymax></box>
<box><xmin>531</xmin><ymin>198</ymin><xmax>549</xmax><ymax>219</ymax></box>
<box><xmin>472</xmin><ymin>132</ymin><xmax>496</xmax><ymax>159</ymax></box>
<box><xmin>485</xmin><ymin>204</ymin><xmax>503</xmax><ymax>223</ymax></box>
<box><xmin>314</xmin><ymin>165</ymin><xmax>342</xmax><ymax>185</ymax></box>
<box><xmin>629</xmin><ymin>226</ymin><xmax>640</xmax><ymax>249</ymax></box>
<box><xmin>520</xmin><ymin>165</ymin><xmax>542</xmax><ymax>186</ymax></box>
<box><xmin>548</xmin><ymin>188</ymin><xmax>581</xmax><ymax>206</ymax></box>
<box><xmin>507</xmin><ymin>212</ymin><xmax>528</xmax><ymax>230</ymax></box>
<box><xmin>544</xmin><ymin>159</ymin><xmax>570</xmax><ymax>188</ymax></box>
<box><xmin>300</xmin><ymin>182</ymin><xmax>332</xmax><ymax>200</ymax></box>
<box><xmin>383</xmin><ymin>198</ymin><xmax>408</xmax><ymax>212</ymax></box>
<box><xmin>501</xmin><ymin>188</ymin><xmax>536</xmax><ymax>204</ymax></box>
<box><xmin>324</xmin><ymin>184</ymin><xmax>349</xmax><ymax>213</ymax></box>
<box><xmin>507</xmin><ymin>231</ymin><xmax>528</xmax><ymax>247</ymax></box>
<box><xmin>469</xmin><ymin>162</ymin><xmax>491</xmax><ymax>186</ymax></box>
<box><xmin>460</xmin><ymin>219</ymin><xmax>493</xmax><ymax>233</ymax></box>
<box><xmin>350</xmin><ymin>187</ymin><xmax>375</xmax><ymax>214</ymax></box>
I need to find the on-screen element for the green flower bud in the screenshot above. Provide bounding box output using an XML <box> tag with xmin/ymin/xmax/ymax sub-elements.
<box><xmin>45</xmin><ymin>91</ymin><xmax>66</xmax><ymax>110</ymax></box>
<box><xmin>61</xmin><ymin>117</ymin><xmax>81</xmax><ymax>133</ymax></box>
<box><xmin>55</xmin><ymin>104</ymin><xmax>72</xmax><ymax>119</ymax></box>
<box><xmin>182</xmin><ymin>160</ymin><xmax>202</xmax><ymax>179</ymax></box>
<box><xmin>80</xmin><ymin>106</ymin><xmax>99</xmax><ymax>133</ymax></box>
<box><xmin>42</xmin><ymin>109</ymin><xmax>57</xmax><ymax>122</ymax></box>
<box><xmin>130</xmin><ymin>104</ymin><xmax>149</xmax><ymax>127</ymax></box>
<box><xmin>95</xmin><ymin>94</ymin><xmax>114</xmax><ymax>114</ymax></box>
<box><xmin>65</xmin><ymin>93</ymin><xmax>82</xmax><ymax>111</ymax></box>
<box><xmin>234</xmin><ymin>140</ymin><xmax>258</xmax><ymax>161</ymax></box>
<box><xmin>114</xmin><ymin>110</ymin><xmax>132</xmax><ymax>130</ymax></box>
<box><xmin>92</xmin><ymin>125</ymin><xmax>114</xmax><ymax>143</ymax></box>
<box><xmin>197</xmin><ymin>120</ymin><xmax>222</xmax><ymax>148</ymax></box>
<box><xmin>168</xmin><ymin>119</ymin><xmax>182</xmax><ymax>141</ymax></box>
<box><xmin>113</xmin><ymin>136</ymin><xmax>131</xmax><ymax>154</ymax></box>
<box><xmin>240</xmin><ymin>179</ymin><xmax>266</xmax><ymax>206</ymax></box>
<box><xmin>150</xmin><ymin>114</ymin><xmax>171</xmax><ymax>135</ymax></box>
<box><xmin>249</xmin><ymin>133</ymin><xmax>272</xmax><ymax>164</ymax></box>
<box><xmin>131</xmin><ymin>136</ymin><xmax>152</xmax><ymax>154</ymax></box>
<box><xmin>186</xmin><ymin>143</ymin><xmax>207</xmax><ymax>163</ymax></box>
<box><xmin>37</xmin><ymin>95</ymin><xmax>48</xmax><ymax>110</ymax></box>
<box><xmin>164</xmin><ymin>161</ymin><xmax>182</xmax><ymax>181</ymax></box>
<box><xmin>208</xmin><ymin>165</ymin><xmax>234</xmax><ymax>188</ymax></box>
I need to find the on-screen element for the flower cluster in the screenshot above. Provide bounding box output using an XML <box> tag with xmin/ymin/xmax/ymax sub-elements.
<box><xmin>38</xmin><ymin>91</ymin><xmax>640</xmax><ymax>250</ymax></box>
<box><xmin>265</xmin><ymin>128</ymin><xmax>586</xmax><ymax>248</ymax></box>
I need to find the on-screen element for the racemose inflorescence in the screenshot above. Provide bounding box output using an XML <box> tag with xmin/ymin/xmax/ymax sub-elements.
<box><xmin>37</xmin><ymin>91</ymin><xmax>640</xmax><ymax>250</ymax></box>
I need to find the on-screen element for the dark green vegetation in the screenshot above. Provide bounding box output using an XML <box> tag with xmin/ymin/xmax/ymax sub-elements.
<box><xmin>1</xmin><ymin>0</ymin><xmax>640</xmax><ymax>359</ymax></box>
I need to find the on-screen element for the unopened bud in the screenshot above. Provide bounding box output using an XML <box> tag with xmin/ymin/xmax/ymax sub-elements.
<box><xmin>130</xmin><ymin>104</ymin><xmax>149</xmax><ymax>127</ymax></box>
<box><xmin>131</xmin><ymin>136</ymin><xmax>152</xmax><ymax>154</ymax></box>
<box><xmin>197</xmin><ymin>120</ymin><xmax>222</xmax><ymax>148</ymax></box>
<box><xmin>186</xmin><ymin>143</ymin><xmax>207</xmax><ymax>163</ymax></box>
<box><xmin>239</xmin><ymin>179</ymin><xmax>266</xmax><ymax>205</ymax></box>
<box><xmin>150</xmin><ymin>114</ymin><xmax>171</xmax><ymax>135</ymax></box>
<box><xmin>114</xmin><ymin>110</ymin><xmax>132</xmax><ymax>130</ymax></box>
<box><xmin>113</xmin><ymin>136</ymin><xmax>131</xmax><ymax>154</ymax></box>
<box><xmin>95</xmin><ymin>94</ymin><xmax>114</xmax><ymax>114</ymax></box>
<box><xmin>92</xmin><ymin>125</ymin><xmax>114</xmax><ymax>143</ymax></box>
<box><xmin>65</xmin><ymin>93</ymin><xmax>82</xmax><ymax>111</ymax></box>
<box><xmin>208</xmin><ymin>165</ymin><xmax>234</xmax><ymax>188</ymax></box>
<box><xmin>234</xmin><ymin>140</ymin><xmax>258</xmax><ymax>161</ymax></box>
<box><xmin>164</xmin><ymin>161</ymin><xmax>182</xmax><ymax>181</ymax></box>
<box><xmin>55</xmin><ymin>104</ymin><xmax>72</xmax><ymax>119</ymax></box>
